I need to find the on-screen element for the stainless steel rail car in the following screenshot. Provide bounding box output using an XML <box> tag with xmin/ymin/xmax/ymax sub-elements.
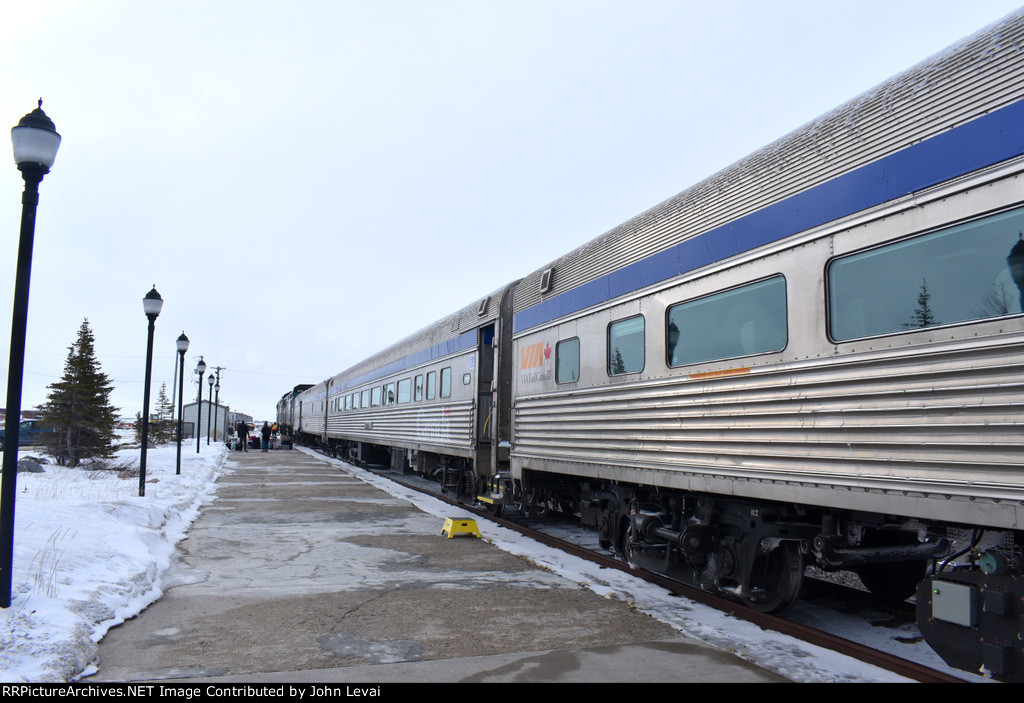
<box><xmin>299</xmin><ymin>283</ymin><xmax>518</xmax><ymax>493</ymax></box>
<box><xmin>505</xmin><ymin>11</ymin><xmax>1024</xmax><ymax>680</ymax></box>
<box><xmin>276</xmin><ymin>384</ymin><xmax>312</xmax><ymax>438</ymax></box>
<box><xmin>293</xmin><ymin>379</ymin><xmax>328</xmax><ymax>443</ymax></box>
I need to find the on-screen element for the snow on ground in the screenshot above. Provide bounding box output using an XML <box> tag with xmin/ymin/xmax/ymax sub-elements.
<box><xmin>0</xmin><ymin>438</ymin><xmax>937</xmax><ymax>683</ymax></box>
<box><xmin>0</xmin><ymin>436</ymin><xmax>229</xmax><ymax>683</ymax></box>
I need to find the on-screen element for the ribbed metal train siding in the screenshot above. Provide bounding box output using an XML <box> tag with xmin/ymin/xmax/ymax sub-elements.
<box><xmin>512</xmin><ymin>336</ymin><xmax>1024</xmax><ymax>528</ymax></box>
<box><xmin>327</xmin><ymin>401</ymin><xmax>475</xmax><ymax>456</ymax></box>
<box><xmin>514</xmin><ymin>11</ymin><xmax>1024</xmax><ymax>313</ymax></box>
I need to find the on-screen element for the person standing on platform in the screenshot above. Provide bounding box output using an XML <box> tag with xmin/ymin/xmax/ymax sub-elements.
<box><xmin>236</xmin><ymin>421</ymin><xmax>248</xmax><ymax>452</ymax></box>
<box><xmin>261</xmin><ymin>421</ymin><xmax>271</xmax><ymax>452</ymax></box>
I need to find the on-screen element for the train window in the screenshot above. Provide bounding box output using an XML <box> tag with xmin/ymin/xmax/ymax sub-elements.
<box><xmin>667</xmin><ymin>275</ymin><xmax>788</xmax><ymax>366</ymax></box>
<box><xmin>440</xmin><ymin>367</ymin><xmax>452</xmax><ymax>398</ymax></box>
<box><xmin>361</xmin><ymin>389</ymin><xmax>369</xmax><ymax>408</ymax></box>
<box><xmin>426</xmin><ymin>371</ymin><xmax>436</xmax><ymax>400</ymax></box>
<box><xmin>414</xmin><ymin>375</ymin><xmax>423</xmax><ymax>401</ymax></box>
<box><xmin>397</xmin><ymin>378</ymin><xmax>411</xmax><ymax>403</ymax></box>
<box><xmin>608</xmin><ymin>315</ymin><xmax>645</xmax><ymax>375</ymax></box>
<box><xmin>371</xmin><ymin>387</ymin><xmax>381</xmax><ymax>406</ymax></box>
<box><xmin>828</xmin><ymin>207</ymin><xmax>1024</xmax><ymax>341</ymax></box>
<box><xmin>383</xmin><ymin>383</ymin><xmax>396</xmax><ymax>405</ymax></box>
<box><xmin>556</xmin><ymin>338</ymin><xmax>580</xmax><ymax>383</ymax></box>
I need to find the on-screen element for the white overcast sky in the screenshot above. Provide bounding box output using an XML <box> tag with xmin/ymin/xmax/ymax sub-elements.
<box><xmin>0</xmin><ymin>0</ymin><xmax>1021</xmax><ymax>422</ymax></box>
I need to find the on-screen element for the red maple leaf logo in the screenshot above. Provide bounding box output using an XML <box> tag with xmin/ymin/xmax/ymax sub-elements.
<box><xmin>543</xmin><ymin>343</ymin><xmax>552</xmax><ymax>361</ymax></box>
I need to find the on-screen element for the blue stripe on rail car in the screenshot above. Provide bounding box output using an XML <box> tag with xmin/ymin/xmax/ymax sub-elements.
<box><xmin>334</xmin><ymin>329</ymin><xmax>478</xmax><ymax>394</ymax></box>
<box><xmin>513</xmin><ymin>97</ymin><xmax>1024</xmax><ymax>333</ymax></box>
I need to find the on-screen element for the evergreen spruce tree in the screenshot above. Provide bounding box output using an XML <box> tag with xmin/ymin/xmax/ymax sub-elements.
<box><xmin>152</xmin><ymin>383</ymin><xmax>174</xmax><ymax>444</ymax></box>
<box><xmin>38</xmin><ymin>319</ymin><xmax>120</xmax><ymax>467</ymax></box>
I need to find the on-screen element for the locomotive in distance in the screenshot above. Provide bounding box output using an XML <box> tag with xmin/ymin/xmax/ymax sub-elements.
<box><xmin>279</xmin><ymin>10</ymin><xmax>1024</xmax><ymax>682</ymax></box>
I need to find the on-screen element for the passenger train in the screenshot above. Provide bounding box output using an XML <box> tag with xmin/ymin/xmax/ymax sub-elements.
<box><xmin>279</xmin><ymin>11</ymin><xmax>1024</xmax><ymax>681</ymax></box>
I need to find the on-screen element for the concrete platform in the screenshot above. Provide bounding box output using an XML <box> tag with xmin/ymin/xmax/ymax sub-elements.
<box><xmin>87</xmin><ymin>448</ymin><xmax>788</xmax><ymax>683</ymax></box>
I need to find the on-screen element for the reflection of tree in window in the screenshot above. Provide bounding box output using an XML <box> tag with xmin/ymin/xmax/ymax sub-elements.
<box><xmin>975</xmin><ymin>283</ymin><xmax>1016</xmax><ymax>318</ymax></box>
<box><xmin>610</xmin><ymin>349</ymin><xmax>625</xmax><ymax>374</ymax></box>
<box><xmin>608</xmin><ymin>316</ymin><xmax>644</xmax><ymax>375</ymax></box>
<box><xmin>903</xmin><ymin>278</ymin><xmax>940</xmax><ymax>329</ymax></box>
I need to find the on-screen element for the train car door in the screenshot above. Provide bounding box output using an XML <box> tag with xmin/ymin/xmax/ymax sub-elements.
<box><xmin>476</xmin><ymin>323</ymin><xmax>495</xmax><ymax>452</ymax></box>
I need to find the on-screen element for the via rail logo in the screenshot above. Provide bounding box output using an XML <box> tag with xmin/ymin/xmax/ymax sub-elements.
<box><xmin>519</xmin><ymin>341</ymin><xmax>552</xmax><ymax>385</ymax></box>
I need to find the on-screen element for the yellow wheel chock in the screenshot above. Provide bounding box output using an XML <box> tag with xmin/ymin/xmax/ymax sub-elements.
<box><xmin>441</xmin><ymin>517</ymin><xmax>481</xmax><ymax>539</ymax></box>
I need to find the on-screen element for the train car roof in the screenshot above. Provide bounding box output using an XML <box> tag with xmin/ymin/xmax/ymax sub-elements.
<box><xmin>327</xmin><ymin>281</ymin><xmax>518</xmax><ymax>391</ymax></box>
<box><xmin>512</xmin><ymin>9</ymin><xmax>1024</xmax><ymax>332</ymax></box>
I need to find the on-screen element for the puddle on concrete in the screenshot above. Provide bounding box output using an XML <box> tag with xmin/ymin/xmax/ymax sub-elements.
<box><xmin>317</xmin><ymin>632</ymin><xmax>423</xmax><ymax>664</ymax></box>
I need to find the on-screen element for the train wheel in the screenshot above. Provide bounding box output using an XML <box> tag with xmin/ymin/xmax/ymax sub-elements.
<box><xmin>517</xmin><ymin>488</ymin><xmax>548</xmax><ymax>518</ymax></box>
<box><xmin>746</xmin><ymin>540</ymin><xmax>804</xmax><ymax>613</ymax></box>
<box><xmin>482</xmin><ymin>501</ymin><xmax>504</xmax><ymax>518</ymax></box>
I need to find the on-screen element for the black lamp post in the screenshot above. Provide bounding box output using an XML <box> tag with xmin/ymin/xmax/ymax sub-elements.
<box><xmin>195</xmin><ymin>357</ymin><xmax>206</xmax><ymax>453</ymax></box>
<box><xmin>206</xmin><ymin>373</ymin><xmax>214</xmax><ymax>445</ymax></box>
<box><xmin>0</xmin><ymin>101</ymin><xmax>60</xmax><ymax>609</ymax></box>
<box><xmin>175</xmin><ymin>333</ymin><xmax>189</xmax><ymax>475</ymax></box>
<box><xmin>213</xmin><ymin>377</ymin><xmax>221</xmax><ymax>443</ymax></box>
<box><xmin>138</xmin><ymin>287</ymin><xmax>163</xmax><ymax>497</ymax></box>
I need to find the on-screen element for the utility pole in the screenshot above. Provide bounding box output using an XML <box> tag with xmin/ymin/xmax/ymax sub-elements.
<box><xmin>212</xmin><ymin>366</ymin><xmax>225</xmax><ymax>441</ymax></box>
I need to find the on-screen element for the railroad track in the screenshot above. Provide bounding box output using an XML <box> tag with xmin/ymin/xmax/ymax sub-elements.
<box><xmin>481</xmin><ymin>508</ymin><xmax>962</xmax><ymax>683</ymax></box>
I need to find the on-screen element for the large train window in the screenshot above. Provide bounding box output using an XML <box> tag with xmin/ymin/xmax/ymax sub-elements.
<box><xmin>828</xmin><ymin>207</ymin><xmax>1024</xmax><ymax>341</ymax></box>
<box><xmin>608</xmin><ymin>315</ymin><xmax>645</xmax><ymax>375</ymax></box>
<box><xmin>371</xmin><ymin>387</ymin><xmax>381</xmax><ymax>406</ymax></box>
<box><xmin>398</xmin><ymin>378</ymin><xmax>411</xmax><ymax>403</ymax></box>
<box><xmin>414</xmin><ymin>375</ymin><xmax>423</xmax><ymax>401</ymax></box>
<box><xmin>667</xmin><ymin>275</ymin><xmax>787</xmax><ymax>367</ymax></box>
<box><xmin>556</xmin><ymin>338</ymin><xmax>580</xmax><ymax>383</ymax></box>
<box><xmin>426</xmin><ymin>371</ymin><xmax>437</xmax><ymax>400</ymax></box>
<box><xmin>383</xmin><ymin>383</ymin><xmax>396</xmax><ymax>405</ymax></box>
<box><xmin>361</xmin><ymin>389</ymin><xmax>370</xmax><ymax>408</ymax></box>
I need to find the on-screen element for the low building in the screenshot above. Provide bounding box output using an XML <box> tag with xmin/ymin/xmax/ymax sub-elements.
<box><xmin>181</xmin><ymin>401</ymin><xmax>232</xmax><ymax>442</ymax></box>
